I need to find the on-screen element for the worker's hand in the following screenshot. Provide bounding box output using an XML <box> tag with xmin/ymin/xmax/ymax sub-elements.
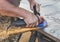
<box><xmin>24</xmin><ymin>13</ymin><xmax>38</xmax><ymax>27</ymax></box>
<box><xmin>38</xmin><ymin>16</ymin><xmax>44</xmax><ymax>23</ymax></box>
<box><xmin>30</xmin><ymin>1</ymin><xmax>40</xmax><ymax>12</ymax></box>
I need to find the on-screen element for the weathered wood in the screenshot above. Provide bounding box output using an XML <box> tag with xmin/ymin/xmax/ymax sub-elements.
<box><xmin>0</xmin><ymin>27</ymin><xmax>40</xmax><ymax>38</ymax></box>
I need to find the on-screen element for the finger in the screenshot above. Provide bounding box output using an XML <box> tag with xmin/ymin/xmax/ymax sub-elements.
<box><xmin>29</xmin><ymin>23</ymin><xmax>35</xmax><ymax>27</ymax></box>
<box><xmin>26</xmin><ymin>24</ymin><xmax>29</xmax><ymax>27</ymax></box>
<box><xmin>28</xmin><ymin>22</ymin><xmax>36</xmax><ymax>27</ymax></box>
<box><xmin>26</xmin><ymin>23</ymin><xmax>33</xmax><ymax>27</ymax></box>
<box><xmin>36</xmin><ymin>4</ymin><xmax>40</xmax><ymax>12</ymax></box>
<box><xmin>30</xmin><ymin>23</ymin><xmax>35</xmax><ymax>27</ymax></box>
<box><xmin>32</xmin><ymin>22</ymin><xmax>38</xmax><ymax>27</ymax></box>
<box><xmin>33</xmin><ymin>23</ymin><xmax>36</xmax><ymax>27</ymax></box>
<box><xmin>32</xmin><ymin>24</ymin><xmax>35</xmax><ymax>27</ymax></box>
<box><xmin>29</xmin><ymin>24</ymin><xmax>33</xmax><ymax>27</ymax></box>
<box><xmin>36</xmin><ymin>21</ymin><xmax>38</xmax><ymax>26</ymax></box>
<box><xmin>34</xmin><ymin>21</ymin><xmax>38</xmax><ymax>27</ymax></box>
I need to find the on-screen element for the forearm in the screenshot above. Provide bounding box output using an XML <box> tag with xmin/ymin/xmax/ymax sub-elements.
<box><xmin>0</xmin><ymin>0</ymin><xmax>31</xmax><ymax>18</ymax></box>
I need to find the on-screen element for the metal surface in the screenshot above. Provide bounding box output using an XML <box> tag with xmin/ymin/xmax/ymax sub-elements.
<box><xmin>38</xmin><ymin>29</ymin><xmax>60</xmax><ymax>42</ymax></box>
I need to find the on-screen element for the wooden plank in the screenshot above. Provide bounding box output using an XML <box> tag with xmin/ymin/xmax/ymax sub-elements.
<box><xmin>0</xmin><ymin>27</ymin><xmax>40</xmax><ymax>38</ymax></box>
<box><xmin>0</xmin><ymin>27</ymin><xmax>60</xmax><ymax>42</ymax></box>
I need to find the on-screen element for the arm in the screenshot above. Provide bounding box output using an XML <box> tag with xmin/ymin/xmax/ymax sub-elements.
<box><xmin>28</xmin><ymin>0</ymin><xmax>40</xmax><ymax>12</ymax></box>
<box><xmin>0</xmin><ymin>0</ymin><xmax>32</xmax><ymax>19</ymax></box>
<box><xmin>0</xmin><ymin>0</ymin><xmax>38</xmax><ymax>27</ymax></box>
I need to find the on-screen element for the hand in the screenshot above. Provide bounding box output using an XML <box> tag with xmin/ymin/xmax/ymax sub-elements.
<box><xmin>29</xmin><ymin>1</ymin><xmax>40</xmax><ymax>12</ymax></box>
<box><xmin>24</xmin><ymin>13</ymin><xmax>38</xmax><ymax>27</ymax></box>
<box><xmin>37</xmin><ymin>15</ymin><xmax>44</xmax><ymax>23</ymax></box>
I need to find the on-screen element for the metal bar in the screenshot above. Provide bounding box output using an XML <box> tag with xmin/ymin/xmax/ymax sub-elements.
<box><xmin>38</xmin><ymin>30</ymin><xmax>60</xmax><ymax>42</ymax></box>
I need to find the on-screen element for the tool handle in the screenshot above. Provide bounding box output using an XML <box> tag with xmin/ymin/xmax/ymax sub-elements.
<box><xmin>12</xmin><ymin>19</ymin><xmax>26</xmax><ymax>27</ymax></box>
<box><xmin>33</xmin><ymin>5</ymin><xmax>40</xmax><ymax>16</ymax></box>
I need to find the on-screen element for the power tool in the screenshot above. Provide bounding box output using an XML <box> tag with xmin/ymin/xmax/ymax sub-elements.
<box><xmin>7</xmin><ymin>5</ymin><xmax>47</xmax><ymax>30</ymax></box>
<box><xmin>33</xmin><ymin>5</ymin><xmax>47</xmax><ymax>29</ymax></box>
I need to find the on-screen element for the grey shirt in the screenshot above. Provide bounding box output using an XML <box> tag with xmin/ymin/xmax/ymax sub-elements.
<box><xmin>8</xmin><ymin>0</ymin><xmax>21</xmax><ymax>6</ymax></box>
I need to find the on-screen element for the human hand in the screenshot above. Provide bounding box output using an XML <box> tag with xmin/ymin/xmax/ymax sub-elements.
<box><xmin>24</xmin><ymin>13</ymin><xmax>38</xmax><ymax>27</ymax></box>
<box><xmin>29</xmin><ymin>1</ymin><xmax>40</xmax><ymax>12</ymax></box>
<box><xmin>37</xmin><ymin>16</ymin><xmax>44</xmax><ymax>23</ymax></box>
